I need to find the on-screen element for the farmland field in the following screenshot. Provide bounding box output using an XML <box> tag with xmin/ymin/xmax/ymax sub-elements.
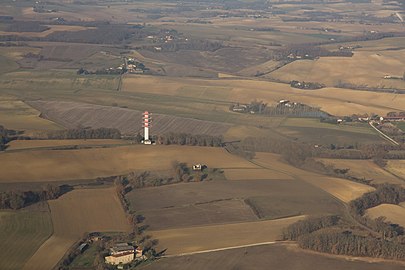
<box><xmin>150</xmin><ymin>216</ymin><xmax>305</xmax><ymax>255</ymax></box>
<box><xmin>28</xmin><ymin>100</ymin><xmax>232</xmax><ymax>135</ymax></box>
<box><xmin>23</xmin><ymin>187</ymin><xmax>130</xmax><ymax>270</ymax></box>
<box><xmin>122</xmin><ymin>75</ymin><xmax>405</xmax><ymax>116</ymax></box>
<box><xmin>319</xmin><ymin>159</ymin><xmax>404</xmax><ymax>186</ymax></box>
<box><xmin>1</xmin><ymin>0</ymin><xmax>405</xmax><ymax>269</ymax></box>
<box><xmin>268</xmin><ymin>50</ymin><xmax>405</xmax><ymax>89</ymax></box>
<box><xmin>0</xmin><ymin>145</ymin><xmax>257</xmax><ymax>183</ymax></box>
<box><xmin>140</xmin><ymin>199</ymin><xmax>258</xmax><ymax>230</ymax></box>
<box><xmin>139</xmin><ymin>243</ymin><xmax>405</xmax><ymax>270</ymax></box>
<box><xmin>0</xmin><ymin>96</ymin><xmax>61</xmax><ymax>131</ymax></box>
<box><xmin>127</xmin><ymin>179</ymin><xmax>343</xmax><ymax>230</ymax></box>
<box><xmin>224</xmin><ymin>168</ymin><xmax>293</xmax><ymax>181</ymax></box>
<box><xmin>366</xmin><ymin>204</ymin><xmax>405</xmax><ymax>227</ymax></box>
<box><xmin>0</xmin><ymin>210</ymin><xmax>52</xmax><ymax>270</ymax></box>
<box><xmin>385</xmin><ymin>160</ymin><xmax>405</xmax><ymax>180</ymax></box>
<box><xmin>253</xmin><ymin>152</ymin><xmax>375</xmax><ymax>202</ymax></box>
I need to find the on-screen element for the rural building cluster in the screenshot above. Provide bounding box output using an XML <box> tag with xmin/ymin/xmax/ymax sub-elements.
<box><xmin>105</xmin><ymin>243</ymin><xmax>144</xmax><ymax>266</ymax></box>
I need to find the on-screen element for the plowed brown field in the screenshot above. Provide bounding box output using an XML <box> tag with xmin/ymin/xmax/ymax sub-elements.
<box><xmin>28</xmin><ymin>100</ymin><xmax>231</xmax><ymax>135</ymax></box>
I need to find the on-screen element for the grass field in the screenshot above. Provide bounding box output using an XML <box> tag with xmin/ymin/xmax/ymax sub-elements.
<box><xmin>319</xmin><ymin>159</ymin><xmax>404</xmax><ymax>186</ymax></box>
<box><xmin>150</xmin><ymin>216</ymin><xmax>305</xmax><ymax>255</ymax></box>
<box><xmin>0</xmin><ymin>210</ymin><xmax>52</xmax><ymax>270</ymax></box>
<box><xmin>6</xmin><ymin>139</ymin><xmax>129</xmax><ymax>151</ymax></box>
<box><xmin>279</xmin><ymin>118</ymin><xmax>381</xmax><ymax>144</ymax></box>
<box><xmin>23</xmin><ymin>187</ymin><xmax>130</xmax><ymax>270</ymax></box>
<box><xmin>0</xmin><ymin>145</ymin><xmax>257</xmax><ymax>183</ymax></box>
<box><xmin>0</xmin><ymin>55</ymin><xmax>19</xmax><ymax>75</ymax></box>
<box><xmin>139</xmin><ymin>243</ymin><xmax>405</xmax><ymax>270</ymax></box>
<box><xmin>0</xmin><ymin>96</ymin><xmax>61</xmax><ymax>131</ymax></box>
<box><xmin>366</xmin><ymin>204</ymin><xmax>405</xmax><ymax>227</ymax></box>
<box><xmin>385</xmin><ymin>160</ymin><xmax>405</xmax><ymax>180</ymax></box>
<box><xmin>0</xmin><ymin>25</ymin><xmax>95</xmax><ymax>37</ymax></box>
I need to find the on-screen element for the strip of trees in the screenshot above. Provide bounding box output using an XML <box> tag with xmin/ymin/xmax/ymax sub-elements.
<box><xmin>284</xmin><ymin>185</ymin><xmax>405</xmax><ymax>261</ymax></box>
<box><xmin>298</xmin><ymin>230</ymin><xmax>405</xmax><ymax>260</ymax></box>
<box><xmin>46</xmin><ymin>128</ymin><xmax>121</xmax><ymax>139</ymax></box>
<box><xmin>0</xmin><ymin>184</ymin><xmax>65</xmax><ymax>210</ymax></box>
<box><xmin>0</xmin><ymin>125</ymin><xmax>18</xmax><ymax>150</ymax></box>
<box><xmin>153</xmin><ymin>132</ymin><xmax>223</xmax><ymax>147</ymax></box>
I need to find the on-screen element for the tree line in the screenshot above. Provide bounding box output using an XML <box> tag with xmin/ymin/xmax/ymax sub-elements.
<box><xmin>271</xmin><ymin>45</ymin><xmax>353</xmax><ymax>61</ymax></box>
<box><xmin>145</xmin><ymin>40</ymin><xmax>223</xmax><ymax>52</ymax></box>
<box><xmin>0</xmin><ymin>184</ymin><xmax>65</xmax><ymax>210</ymax></box>
<box><xmin>283</xmin><ymin>210</ymin><xmax>405</xmax><ymax>260</ymax></box>
<box><xmin>0</xmin><ymin>24</ymin><xmax>147</xmax><ymax>45</ymax></box>
<box><xmin>147</xmin><ymin>132</ymin><xmax>223</xmax><ymax>147</ymax></box>
<box><xmin>282</xmin><ymin>215</ymin><xmax>341</xmax><ymax>241</ymax></box>
<box><xmin>0</xmin><ymin>125</ymin><xmax>18</xmax><ymax>151</ymax></box>
<box><xmin>46</xmin><ymin>128</ymin><xmax>121</xmax><ymax>139</ymax></box>
<box><xmin>350</xmin><ymin>184</ymin><xmax>405</xmax><ymax>216</ymax></box>
<box><xmin>4</xmin><ymin>21</ymin><xmax>50</xmax><ymax>32</ymax></box>
<box><xmin>298</xmin><ymin>230</ymin><xmax>405</xmax><ymax>260</ymax></box>
<box><xmin>111</xmin><ymin>161</ymin><xmax>211</xmax><ymax>195</ymax></box>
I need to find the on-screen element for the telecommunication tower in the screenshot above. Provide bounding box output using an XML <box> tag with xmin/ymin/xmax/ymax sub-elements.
<box><xmin>142</xmin><ymin>111</ymin><xmax>152</xmax><ymax>144</ymax></box>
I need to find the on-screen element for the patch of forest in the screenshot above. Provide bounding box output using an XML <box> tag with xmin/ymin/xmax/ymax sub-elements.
<box><xmin>283</xmin><ymin>185</ymin><xmax>405</xmax><ymax>261</ymax></box>
<box><xmin>0</xmin><ymin>184</ymin><xmax>69</xmax><ymax>210</ymax></box>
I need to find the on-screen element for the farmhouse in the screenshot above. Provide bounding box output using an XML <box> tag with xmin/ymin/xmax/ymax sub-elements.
<box><xmin>105</xmin><ymin>243</ymin><xmax>139</xmax><ymax>266</ymax></box>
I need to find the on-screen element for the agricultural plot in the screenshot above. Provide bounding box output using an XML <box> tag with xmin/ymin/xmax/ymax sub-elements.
<box><xmin>140</xmin><ymin>199</ymin><xmax>258</xmax><ymax>230</ymax></box>
<box><xmin>122</xmin><ymin>75</ymin><xmax>405</xmax><ymax>116</ymax></box>
<box><xmin>0</xmin><ymin>70</ymin><xmax>120</xmax><ymax>92</ymax></box>
<box><xmin>385</xmin><ymin>160</ymin><xmax>405</xmax><ymax>180</ymax></box>
<box><xmin>253</xmin><ymin>152</ymin><xmax>374</xmax><ymax>203</ymax></box>
<box><xmin>23</xmin><ymin>187</ymin><xmax>130</xmax><ymax>270</ymax></box>
<box><xmin>0</xmin><ymin>145</ymin><xmax>256</xmax><ymax>183</ymax></box>
<box><xmin>128</xmin><ymin>179</ymin><xmax>342</xmax><ymax>230</ymax></box>
<box><xmin>224</xmin><ymin>168</ymin><xmax>293</xmax><ymax>181</ymax></box>
<box><xmin>0</xmin><ymin>55</ymin><xmax>19</xmax><ymax>74</ymax></box>
<box><xmin>319</xmin><ymin>159</ymin><xmax>404</xmax><ymax>186</ymax></box>
<box><xmin>366</xmin><ymin>204</ymin><xmax>405</xmax><ymax>227</ymax></box>
<box><xmin>139</xmin><ymin>243</ymin><xmax>405</xmax><ymax>270</ymax></box>
<box><xmin>0</xmin><ymin>97</ymin><xmax>61</xmax><ymax>131</ymax></box>
<box><xmin>279</xmin><ymin>118</ymin><xmax>381</xmax><ymax>145</ymax></box>
<box><xmin>0</xmin><ymin>25</ymin><xmax>94</xmax><ymax>38</ymax></box>
<box><xmin>0</xmin><ymin>210</ymin><xmax>52</xmax><ymax>270</ymax></box>
<box><xmin>28</xmin><ymin>100</ymin><xmax>232</xmax><ymax>136</ymax></box>
<box><xmin>268</xmin><ymin>50</ymin><xmax>405</xmax><ymax>89</ymax></box>
<box><xmin>150</xmin><ymin>216</ymin><xmax>305</xmax><ymax>255</ymax></box>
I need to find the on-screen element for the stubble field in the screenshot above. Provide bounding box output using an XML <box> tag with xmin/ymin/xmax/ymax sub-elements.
<box><xmin>366</xmin><ymin>203</ymin><xmax>405</xmax><ymax>227</ymax></box>
<box><xmin>319</xmin><ymin>159</ymin><xmax>404</xmax><ymax>186</ymax></box>
<box><xmin>23</xmin><ymin>187</ymin><xmax>130</xmax><ymax>270</ymax></box>
<box><xmin>150</xmin><ymin>216</ymin><xmax>305</xmax><ymax>255</ymax></box>
<box><xmin>0</xmin><ymin>145</ymin><xmax>257</xmax><ymax>182</ymax></box>
<box><xmin>0</xmin><ymin>210</ymin><xmax>52</xmax><ymax>270</ymax></box>
<box><xmin>138</xmin><ymin>243</ymin><xmax>405</xmax><ymax>270</ymax></box>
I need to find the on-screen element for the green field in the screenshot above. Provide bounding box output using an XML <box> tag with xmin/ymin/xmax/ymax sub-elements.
<box><xmin>70</xmin><ymin>243</ymin><xmax>98</xmax><ymax>268</ymax></box>
<box><xmin>395</xmin><ymin>122</ymin><xmax>405</xmax><ymax>132</ymax></box>
<box><xmin>0</xmin><ymin>55</ymin><xmax>19</xmax><ymax>75</ymax></box>
<box><xmin>0</xmin><ymin>210</ymin><xmax>53</xmax><ymax>270</ymax></box>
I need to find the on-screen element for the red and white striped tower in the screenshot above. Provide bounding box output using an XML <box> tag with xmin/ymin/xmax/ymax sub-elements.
<box><xmin>142</xmin><ymin>111</ymin><xmax>151</xmax><ymax>142</ymax></box>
